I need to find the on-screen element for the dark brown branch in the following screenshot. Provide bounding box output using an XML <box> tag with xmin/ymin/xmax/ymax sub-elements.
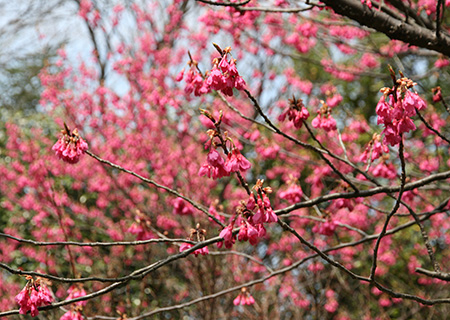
<box><xmin>416</xmin><ymin>267</ymin><xmax>450</xmax><ymax>281</ymax></box>
<box><xmin>85</xmin><ymin>150</ymin><xmax>225</xmax><ymax>228</ymax></box>
<box><xmin>321</xmin><ymin>0</ymin><xmax>450</xmax><ymax>56</ymax></box>
<box><xmin>0</xmin><ymin>232</ymin><xmax>194</xmax><ymax>247</ymax></box>
<box><xmin>196</xmin><ymin>0</ymin><xmax>251</xmax><ymax>7</ymax></box>
<box><xmin>275</xmin><ymin>169</ymin><xmax>450</xmax><ymax>215</ymax></box>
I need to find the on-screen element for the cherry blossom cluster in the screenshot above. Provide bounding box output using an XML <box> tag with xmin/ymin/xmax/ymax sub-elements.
<box><xmin>359</xmin><ymin>133</ymin><xmax>389</xmax><ymax>163</ymax></box>
<box><xmin>52</xmin><ymin>123</ymin><xmax>88</xmax><ymax>164</ymax></box>
<box><xmin>218</xmin><ymin>180</ymin><xmax>277</xmax><ymax>249</ymax></box>
<box><xmin>233</xmin><ymin>288</ymin><xmax>255</xmax><ymax>306</ymax></box>
<box><xmin>198</xmin><ymin>147</ymin><xmax>251</xmax><ymax>179</ymax></box>
<box><xmin>205</xmin><ymin>46</ymin><xmax>246</xmax><ymax>96</ymax></box>
<box><xmin>311</xmin><ymin>101</ymin><xmax>337</xmax><ymax>132</ymax></box>
<box><xmin>15</xmin><ymin>276</ymin><xmax>53</xmax><ymax>317</ymax></box>
<box><xmin>278</xmin><ymin>96</ymin><xmax>310</xmax><ymax>129</ymax></box>
<box><xmin>179</xmin><ymin>224</ymin><xmax>209</xmax><ymax>257</ymax></box>
<box><xmin>198</xmin><ymin>110</ymin><xmax>251</xmax><ymax>180</ymax></box>
<box><xmin>376</xmin><ymin>75</ymin><xmax>427</xmax><ymax>146</ymax></box>
<box><xmin>177</xmin><ymin>45</ymin><xmax>246</xmax><ymax>97</ymax></box>
<box><xmin>176</xmin><ymin>61</ymin><xmax>208</xmax><ymax>97</ymax></box>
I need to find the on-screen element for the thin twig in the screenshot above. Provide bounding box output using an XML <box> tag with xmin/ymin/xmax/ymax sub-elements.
<box><xmin>85</xmin><ymin>150</ymin><xmax>225</xmax><ymax>228</ymax></box>
<box><xmin>369</xmin><ymin>137</ymin><xmax>406</xmax><ymax>280</ymax></box>
<box><xmin>0</xmin><ymin>232</ymin><xmax>195</xmax><ymax>247</ymax></box>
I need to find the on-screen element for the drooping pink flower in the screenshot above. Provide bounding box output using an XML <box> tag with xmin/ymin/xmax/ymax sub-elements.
<box><xmin>127</xmin><ymin>222</ymin><xmax>154</xmax><ymax>240</ymax></box>
<box><xmin>233</xmin><ymin>289</ymin><xmax>255</xmax><ymax>306</ymax></box>
<box><xmin>435</xmin><ymin>57</ymin><xmax>449</xmax><ymax>68</ymax></box>
<box><xmin>217</xmin><ymin>224</ymin><xmax>235</xmax><ymax>249</ymax></box>
<box><xmin>375</xmin><ymin>80</ymin><xmax>427</xmax><ymax>146</ymax></box>
<box><xmin>238</xmin><ymin>221</ymin><xmax>260</xmax><ymax>245</ymax></box>
<box><xmin>278</xmin><ymin>97</ymin><xmax>309</xmax><ymax>129</ymax></box>
<box><xmin>15</xmin><ymin>278</ymin><xmax>53</xmax><ymax>317</ymax></box>
<box><xmin>52</xmin><ymin>124</ymin><xmax>88</xmax><ymax>164</ymax></box>
<box><xmin>251</xmin><ymin>194</ymin><xmax>277</xmax><ymax>224</ymax></box>
<box><xmin>432</xmin><ymin>87</ymin><xmax>442</xmax><ymax>103</ymax></box>
<box><xmin>403</xmin><ymin>91</ymin><xmax>426</xmax><ymax>112</ymax></box>
<box><xmin>179</xmin><ymin>224</ymin><xmax>209</xmax><ymax>257</ymax></box>
<box><xmin>127</xmin><ymin>210</ymin><xmax>154</xmax><ymax>240</ymax></box>
<box><xmin>198</xmin><ymin>148</ymin><xmax>229</xmax><ymax>179</ymax></box>
<box><xmin>224</xmin><ymin>148</ymin><xmax>251</xmax><ymax>173</ymax></box>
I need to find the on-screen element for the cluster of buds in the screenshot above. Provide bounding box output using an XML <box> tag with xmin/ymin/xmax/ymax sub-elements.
<box><xmin>376</xmin><ymin>70</ymin><xmax>426</xmax><ymax>146</ymax></box>
<box><xmin>52</xmin><ymin>123</ymin><xmax>88</xmax><ymax>164</ymax></box>
<box><xmin>15</xmin><ymin>276</ymin><xmax>53</xmax><ymax>317</ymax></box>
<box><xmin>278</xmin><ymin>96</ymin><xmax>310</xmax><ymax>129</ymax></box>
<box><xmin>311</xmin><ymin>101</ymin><xmax>337</xmax><ymax>132</ymax></box>
<box><xmin>233</xmin><ymin>287</ymin><xmax>255</xmax><ymax>306</ymax></box>
<box><xmin>179</xmin><ymin>224</ymin><xmax>209</xmax><ymax>257</ymax></box>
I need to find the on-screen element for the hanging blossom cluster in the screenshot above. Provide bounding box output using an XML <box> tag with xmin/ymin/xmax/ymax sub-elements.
<box><xmin>52</xmin><ymin>123</ymin><xmax>88</xmax><ymax>164</ymax></box>
<box><xmin>278</xmin><ymin>96</ymin><xmax>310</xmax><ymax>129</ymax></box>
<box><xmin>311</xmin><ymin>100</ymin><xmax>337</xmax><ymax>132</ymax></box>
<box><xmin>179</xmin><ymin>224</ymin><xmax>209</xmax><ymax>257</ymax></box>
<box><xmin>233</xmin><ymin>288</ymin><xmax>255</xmax><ymax>306</ymax></box>
<box><xmin>177</xmin><ymin>45</ymin><xmax>246</xmax><ymax>97</ymax></box>
<box><xmin>219</xmin><ymin>179</ymin><xmax>277</xmax><ymax>249</ymax></box>
<box><xmin>359</xmin><ymin>133</ymin><xmax>390</xmax><ymax>163</ymax></box>
<box><xmin>15</xmin><ymin>276</ymin><xmax>53</xmax><ymax>317</ymax></box>
<box><xmin>376</xmin><ymin>74</ymin><xmax>427</xmax><ymax>146</ymax></box>
<box><xmin>198</xmin><ymin>110</ymin><xmax>251</xmax><ymax>180</ymax></box>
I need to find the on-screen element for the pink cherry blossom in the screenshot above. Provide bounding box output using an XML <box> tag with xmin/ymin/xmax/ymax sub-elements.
<box><xmin>15</xmin><ymin>279</ymin><xmax>53</xmax><ymax>317</ymax></box>
<box><xmin>224</xmin><ymin>148</ymin><xmax>251</xmax><ymax>173</ymax></box>
<box><xmin>199</xmin><ymin>148</ymin><xmax>229</xmax><ymax>179</ymax></box>
<box><xmin>52</xmin><ymin>125</ymin><xmax>88</xmax><ymax>164</ymax></box>
<box><xmin>217</xmin><ymin>224</ymin><xmax>235</xmax><ymax>249</ymax></box>
<box><xmin>233</xmin><ymin>289</ymin><xmax>255</xmax><ymax>306</ymax></box>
